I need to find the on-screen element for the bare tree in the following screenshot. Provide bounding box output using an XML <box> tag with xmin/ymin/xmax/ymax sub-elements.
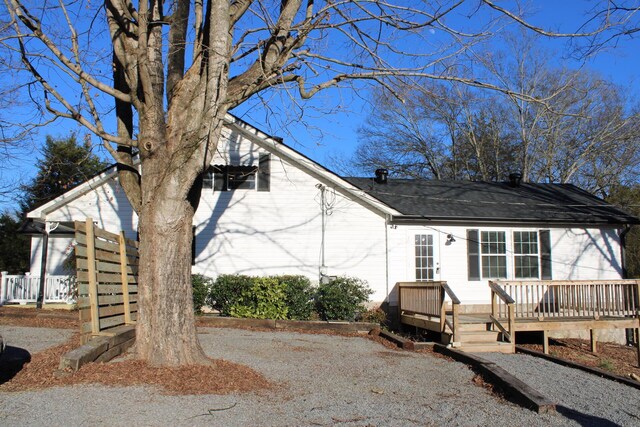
<box><xmin>482</xmin><ymin>32</ymin><xmax>640</xmax><ymax>193</ymax></box>
<box><xmin>354</xmin><ymin>81</ymin><xmax>515</xmax><ymax>181</ymax></box>
<box><xmin>354</xmin><ymin>30</ymin><xmax>640</xmax><ymax>195</ymax></box>
<box><xmin>1</xmin><ymin>1</ymin><xmax>638</xmax><ymax>366</ymax></box>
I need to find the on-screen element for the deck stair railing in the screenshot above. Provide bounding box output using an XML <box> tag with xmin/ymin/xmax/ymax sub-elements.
<box><xmin>489</xmin><ymin>281</ymin><xmax>516</xmax><ymax>348</ymax></box>
<box><xmin>398</xmin><ymin>281</ymin><xmax>461</xmax><ymax>342</ymax></box>
<box><xmin>490</xmin><ymin>280</ymin><xmax>640</xmax><ymax>321</ymax></box>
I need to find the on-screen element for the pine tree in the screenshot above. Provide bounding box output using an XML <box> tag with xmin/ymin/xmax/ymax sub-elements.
<box><xmin>20</xmin><ymin>134</ymin><xmax>108</xmax><ymax>212</ymax></box>
<box><xmin>0</xmin><ymin>134</ymin><xmax>108</xmax><ymax>274</ymax></box>
<box><xmin>0</xmin><ymin>212</ymin><xmax>29</xmax><ymax>273</ymax></box>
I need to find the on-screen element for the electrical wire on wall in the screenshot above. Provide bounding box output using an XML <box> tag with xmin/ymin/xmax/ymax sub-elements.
<box><xmin>315</xmin><ymin>184</ymin><xmax>336</xmax><ymax>282</ymax></box>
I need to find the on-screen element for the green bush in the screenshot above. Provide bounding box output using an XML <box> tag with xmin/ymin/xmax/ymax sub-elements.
<box><xmin>192</xmin><ymin>274</ymin><xmax>213</xmax><ymax>314</ymax></box>
<box><xmin>207</xmin><ymin>274</ymin><xmax>254</xmax><ymax>316</ymax></box>
<box><xmin>315</xmin><ymin>276</ymin><xmax>373</xmax><ymax>321</ymax></box>
<box><xmin>276</xmin><ymin>275</ymin><xmax>315</xmax><ymax>320</ymax></box>
<box><xmin>229</xmin><ymin>277</ymin><xmax>288</xmax><ymax>320</ymax></box>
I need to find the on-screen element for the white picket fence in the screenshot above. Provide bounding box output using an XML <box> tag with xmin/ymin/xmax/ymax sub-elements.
<box><xmin>0</xmin><ymin>272</ymin><xmax>75</xmax><ymax>305</ymax></box>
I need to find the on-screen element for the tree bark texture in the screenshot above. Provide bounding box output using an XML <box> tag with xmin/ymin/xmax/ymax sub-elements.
<box><xmin>135</xmin><ymin>169</ymin><xmax>207</xmax><ymax>365</ymax></box>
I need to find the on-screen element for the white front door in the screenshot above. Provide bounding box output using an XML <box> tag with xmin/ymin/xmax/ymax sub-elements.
<box><xmin>411</xmin><ymin>233</ymin><xmax>439</xmax><ymax>281</ymax></box>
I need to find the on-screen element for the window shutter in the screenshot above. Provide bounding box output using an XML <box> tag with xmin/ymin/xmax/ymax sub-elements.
<box><xmin>467</xmin><ymin>229</ymin><xmax>480</xmax><ymax>281</ymax></box>
<box><xmin>257</xmin><ymin>153</ymin><xmax>270</xmax><ymax>192</ymax></box>
<box><xmin>540</xmin><ymin>229</ymin><xmax>552</xmax><ymax>280</ymax></box>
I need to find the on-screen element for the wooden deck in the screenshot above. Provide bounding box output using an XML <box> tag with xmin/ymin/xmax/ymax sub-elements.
<box><xmin>398</xmin><ymin>280</ymin><xmax>640</xmax><ymax>362</ymax></box>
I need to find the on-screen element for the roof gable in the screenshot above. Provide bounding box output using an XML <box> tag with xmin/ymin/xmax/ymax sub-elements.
<box><xmin>27</xmin><ymin>115</ymin><xmax>399</xmax><ymax>220</ymax></box>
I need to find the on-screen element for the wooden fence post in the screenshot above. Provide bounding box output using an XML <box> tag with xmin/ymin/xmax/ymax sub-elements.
<box><xmin>439</xmin><ymin>286</ymin><xmax>446</xmax><ymax>333</ymax></box>
<box><xmin>508</xmin><ymin>303</ymin><xmax>515</xmax><ymax>353</ymax></box>
<box><xmin>119</xmin><ymin>231</ymin><xmax>132</xmax><ymax>324</ymax></box>
<box><xmin>85</xmin><ymin>218</ymin><xmax>100</xmax><ymax>335</ymax></box>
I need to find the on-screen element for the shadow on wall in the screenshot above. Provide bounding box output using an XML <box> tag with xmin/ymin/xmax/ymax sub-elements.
<box><xmin>565</xmin><ymin>228</ymin><xmax>622</xmax><ymax>279</ymax></box>
<box><xmin>193</xmin><ymin>132</ymin><xmax>386</xmax><ymax>281</ymax></box>
<box><xmin>193</xmin><ymin>131</ymin><xmax>325</xmax><ymax>277</ymax></box>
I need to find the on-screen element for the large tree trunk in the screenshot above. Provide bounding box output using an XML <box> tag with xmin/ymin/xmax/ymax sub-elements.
<box><xmin>133</xmin><ymin>121</ymin><xmax>218</xmax><ymax>366</ymax></box>
<box><xmin>135</xmin><ymin>182</ymin><xmax>208</xmax><ymax>366</ymax></box>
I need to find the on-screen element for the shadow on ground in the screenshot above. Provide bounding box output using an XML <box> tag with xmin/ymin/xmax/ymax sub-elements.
<box><xmin>0</xmin><ymin>346</ymin><xmax>31</xmax><ymax>384</ymax></box>
<box><xmin>557</xmin><ymin>405</ymin><xmax>621</xmax><ymax>427</ymax></box>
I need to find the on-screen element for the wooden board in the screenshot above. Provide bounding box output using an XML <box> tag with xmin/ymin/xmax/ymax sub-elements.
<box><xmin>75</xmin><ymin>233</ymin><xmax>120</xmax><ymax>253</ymax></box>
<box><xmin>77</xmin><ymin>271</ymin><xmax>138</xmax><ymax>284</ymax></box>
<box><xmin>78</xmin><ymin>294</ymin><xmax>138</xmax><ymax>306</ymax></box>
<box><xmin>98</xmin><ymin>303</ymin><xmax>138</xmax><ymax>318</ymax></box>
<box><xmin>78</xmin><ymin>283</ymin><xmax>139</xmax><ymax>295</ymax></box>
<box><xmin>76</xmin><ymin>258</ymin><xmax>138</xmax><ymax>275</ymax></box>
<box><xmin>76</xmin><ymin>246</ymin><xmax>139</xmax><ymax>265</ymax></box>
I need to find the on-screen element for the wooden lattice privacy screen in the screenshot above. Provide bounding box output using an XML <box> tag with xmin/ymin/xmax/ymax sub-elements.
<box><xmin>75</xmin><ymin>218</ymin><xmax>139</xmax><ymax>343</ymax></box>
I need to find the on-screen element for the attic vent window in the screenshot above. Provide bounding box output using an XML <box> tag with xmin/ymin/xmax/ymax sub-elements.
<box><xmin>201</xmin><ymin>153</ymin><xmax>271</xmax><ymax>192</ymax></box>
<box><xmin>214</xmin><ymin>165</ymin><xmax>256</xmax><ymax>190</ymax></box>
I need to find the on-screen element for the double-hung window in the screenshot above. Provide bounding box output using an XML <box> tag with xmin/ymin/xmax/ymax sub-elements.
<box><xmin>513</xmin><ymin>231</ymin><xmax>539</xmax><ymax>279</ymax></box>
<box><xmin>467</xmin><ymin>229</ymin><xmax>552</xmax><ymax>281</ymax></box>
<box><xmin>480</xmin><ymin>231</ymin><xmax>507</xmax><ymax>279</ymax></box>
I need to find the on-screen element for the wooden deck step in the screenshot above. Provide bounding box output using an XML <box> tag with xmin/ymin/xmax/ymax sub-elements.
<box><xmin>457</xmin><ymin>330</ymin><xmax>501</xmax><ymax>343</ymax></box>
<box><xmin>458</xmin><ymin>341</ymin><xmax>514</xmax><ymax>354</ymax></box>
<box><xmin>458</xmin><ymin>322</ymin><xmax>492</xmax><ymax>332</ymax></box>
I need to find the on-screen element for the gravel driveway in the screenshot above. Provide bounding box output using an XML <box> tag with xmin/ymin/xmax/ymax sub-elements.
<box><xmin>0</xmin><ymin>326</ymin><xmax>624</xmax><ymax>426</ymax></box>
<box><xmin>0</xmin><ymin>326</ymin><xmax>74</xmax><ymax>354</ymax></box>
<box><xmin>479</xmin><ymin>352</ymin><xmax>640</xmax><ymax>427</ymax></box>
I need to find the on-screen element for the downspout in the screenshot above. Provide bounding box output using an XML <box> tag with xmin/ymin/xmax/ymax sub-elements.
<box><xmin>316</xmin><ymin>184</ymin><xmax>327</xmax><ymax>283</ymax></box>
<box><xmin>385</xmin><ymin>215</ymin><xmax>390</xmax><ymax>306</ymax></box>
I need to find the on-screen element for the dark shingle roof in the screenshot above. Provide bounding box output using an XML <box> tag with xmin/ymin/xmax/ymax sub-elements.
<box><xmin>346</xmin><ymin>178</ymin><xmax>639</xmax><ymax>225</ymax></box>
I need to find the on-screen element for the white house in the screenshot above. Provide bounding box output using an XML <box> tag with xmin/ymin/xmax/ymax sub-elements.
<box><xmin>23</xmin><ymin>115</ymin><xmax>639</xmax><ymax>312</ymax></box>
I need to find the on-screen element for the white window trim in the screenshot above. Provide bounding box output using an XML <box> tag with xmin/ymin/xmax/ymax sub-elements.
<box><xmin>477</xmin><ymin>228</ymin><xmax>544</xmax><ymax>281</ymax></box>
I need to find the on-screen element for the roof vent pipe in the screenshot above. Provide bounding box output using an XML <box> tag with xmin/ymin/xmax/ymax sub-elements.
<box><xmin>508</xmin><ymin>172</ymin><xmax>522</xmax><ymax>187</ymax></box>
<box><xmin>374</xmin><ymin>168</ymin><xmax>388</xmax><ymax>184</ymax></box>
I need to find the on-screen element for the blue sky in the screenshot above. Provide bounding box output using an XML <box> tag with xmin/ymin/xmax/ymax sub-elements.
<box><xmin>3</xmin><ymin>1</ymin><xmax>639</xmax><ymax>213</ymax></box>
<box><xmin>231</xmin><ymin>1</ymin><xmax>640</xmax><ymax>175</ymax></box>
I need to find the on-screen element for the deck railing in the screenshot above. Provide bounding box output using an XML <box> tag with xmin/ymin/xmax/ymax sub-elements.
<box><xmin>489</xmin><ymin>281</ymin><xmax>515</xmax><ymax>348</ymax></box>
<box><xmin>490</xmin><ymin>280</ymin><xmax>640</xmax><ymax>320</ymax></box>
<box><xmin>0</xmin><ymin>273</ymin><xmax>76</xmax><ymax>304</ymax></box>
<box><xmin>398</xmin><ymin>281</ymin><xmax>461</xmax><ymax>342</ymax></box>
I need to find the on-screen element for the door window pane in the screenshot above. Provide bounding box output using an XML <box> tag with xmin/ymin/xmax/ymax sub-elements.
<box><xmin>415</xmin><ymin>234</ymin><xmax>434</xmax><ymax>281</ymax></box>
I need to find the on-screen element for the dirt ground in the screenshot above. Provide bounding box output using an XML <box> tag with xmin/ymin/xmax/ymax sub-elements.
<box><xmin>519</xmin><ymin>338</ymin><xmax>640</xmax><ymax>379</ymax></box>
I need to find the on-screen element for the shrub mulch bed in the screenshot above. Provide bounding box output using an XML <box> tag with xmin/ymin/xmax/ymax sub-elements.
<box><xmin>0</xmin><ymin>306</ymin><xmax>78</xmax><ymax>329</ymax></box>
<box><xmin>519</xmin><ymin>338</ymin><xmax>640</xmax><ymax>380</ymax></box>
<box><xmin>0</xmin><ymin>311</ymin><xmax>271</xmax><ymax>395</ymax></box>
<box><xmin>0</xmin><ymin>331</ymin><xmax>272</xmax><ymax>395</ymax></box>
